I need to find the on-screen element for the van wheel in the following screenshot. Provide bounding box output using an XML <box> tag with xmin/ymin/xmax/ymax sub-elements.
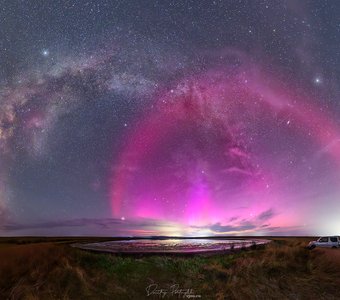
<box><xmin>332</xmin><ymin>246</ymin><xmax>337</xmax><ymax>249</ymax></box>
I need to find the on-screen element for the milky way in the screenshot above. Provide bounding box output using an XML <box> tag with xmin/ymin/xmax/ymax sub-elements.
<box><xmin>1</xmin><ymin>1</ymin><xmax>340</xmax><ymax>236</ymax></box>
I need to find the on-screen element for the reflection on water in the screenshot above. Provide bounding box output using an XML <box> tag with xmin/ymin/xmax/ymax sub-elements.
<box><xmin>72</xmin><ymin>238</ymin><xmax>270</xmax><ymax>253</ymax></box>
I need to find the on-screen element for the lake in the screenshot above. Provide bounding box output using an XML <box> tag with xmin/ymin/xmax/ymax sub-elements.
<box><xmin>72</xmin><ymin>238</ymin><xmax>271</xmax><ymax>254</ymax></box>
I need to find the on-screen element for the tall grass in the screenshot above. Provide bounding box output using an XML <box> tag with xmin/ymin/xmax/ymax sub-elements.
<box><xmin>0</xmin><ymin>238</ymin><xmax>339</xmax><ymax>299</ymax></box>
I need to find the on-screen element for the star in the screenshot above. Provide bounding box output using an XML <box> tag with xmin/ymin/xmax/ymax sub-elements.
<box><xmin>42</xmin><ymin>49</ymin><xmax>49</xmax><ymax>57</ymax></box>
<box><xmin>314</xmin><ymin>77</ymin><xmax>322</xmax><ymax>84</ymax></box>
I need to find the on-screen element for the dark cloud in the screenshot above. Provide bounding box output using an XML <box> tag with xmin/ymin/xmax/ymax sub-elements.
<box><xmin>0</xmin><ymin>203</ymin><xmax>7</xmax><ymax>227</ymax></box>
<box><xmin>2</xmin><ymin>218</ymin><xmax>121</xmax><ymax>231</ymax></box>
<box><xmin>257</xmin><ymin>209</ymin><xmax>276</xmax><ymax>221</ymax></box>
<box><xmin>209</xmin><ymin>222</ymin><xmax>257</xmax><ymax>233</ymax></box>
<box><xmin>0</xmin><ymin>217</ymin><xmax>182</xmax><ymax>235</ymax></box>
<box><xmin>190</xmin><ymin>220</ymin><xmax>282</xmax><ymax>235</ymax></box>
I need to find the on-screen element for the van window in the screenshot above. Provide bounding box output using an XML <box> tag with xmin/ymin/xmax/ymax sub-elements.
<box><xmin>319</xmin><ymin>237</ymin><xmax>328</xmax><ymax>242</ymax></box>
<box><xmin>330</xmin><ymin>237</ymin><xmax>337</xmax><ymax>242</ymax></box>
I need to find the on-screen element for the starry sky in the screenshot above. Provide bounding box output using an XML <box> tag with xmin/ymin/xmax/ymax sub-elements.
<box><xmin>1</xmin><ymin>0</ymin><xmax>340</xmax><ymax>236</ymax></box>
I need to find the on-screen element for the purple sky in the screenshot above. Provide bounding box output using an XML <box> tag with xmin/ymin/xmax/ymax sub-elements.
<box><xmin>1</xmin><ymin>1</ymin><xmax>340</xmax><ymax>236</ymax></box>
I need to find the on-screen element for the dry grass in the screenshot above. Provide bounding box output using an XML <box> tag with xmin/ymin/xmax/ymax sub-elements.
<box><xmin>0</xmin><ymin>237</ymin><xmax>339</xmax><ymax>299</ymax></box>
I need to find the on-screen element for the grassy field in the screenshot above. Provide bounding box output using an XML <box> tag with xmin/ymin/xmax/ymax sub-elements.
<box><xmin>0</xmin><ymin>237</ymin><xmax>339</xmax><ymax>299</ymax></box>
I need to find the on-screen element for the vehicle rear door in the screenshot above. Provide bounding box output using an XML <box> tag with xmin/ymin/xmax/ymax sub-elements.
<box><xmin>330</xmin><ymin>237</ymin><xmax>338</xmax><ymax>247</ymax></box>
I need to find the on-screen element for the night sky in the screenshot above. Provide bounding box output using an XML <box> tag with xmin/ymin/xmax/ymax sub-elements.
<box><xmin>1</xmin><ymin>0</ymin><xmax>340</xmax><ymax>236</ymax></box>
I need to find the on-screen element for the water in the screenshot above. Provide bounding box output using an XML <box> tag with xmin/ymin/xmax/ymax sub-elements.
<box><xmin>72</xmin><ymin>238</ymin><xmax>270</xmax><ymax>253</ymax></box>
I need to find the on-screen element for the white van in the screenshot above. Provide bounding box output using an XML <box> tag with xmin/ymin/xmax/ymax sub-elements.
<box><xmin>308</xmin><ymin>236</ymin><xmax>340</xmax><ymax>249</ymax></box>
